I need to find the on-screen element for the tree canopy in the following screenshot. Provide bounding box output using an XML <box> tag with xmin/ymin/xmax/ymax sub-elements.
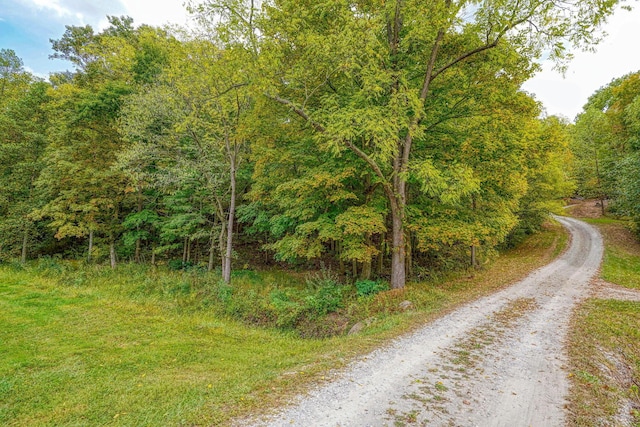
<box><xmin>0</xmin><ymin>1</ymin><xmax>629</xmax><ymax>287</ymax></box>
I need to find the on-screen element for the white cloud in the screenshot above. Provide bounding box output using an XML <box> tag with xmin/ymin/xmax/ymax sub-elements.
<box><xmin>23</xmin><ymin>65</ymin><xmax>47</xmax><ymax>79</ymax></box>
<box><xmin>18</xmin><ymin>0</ymin><xmax>127</xmax><ymax>27</ymax></box>
<box><xmin>120</xmin><ymin>0</ymin><xmax>191</xmax><ymax>28</ymax></box>
<box><xmin>523</xmin><ymin>6</ymin><xmax>640</xmax><ymax>121</ymax></box>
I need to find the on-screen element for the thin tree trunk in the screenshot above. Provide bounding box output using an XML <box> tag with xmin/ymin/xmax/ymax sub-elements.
<box><xmin>151</xmin><ymin>245</ymin><xmax>156</xmax><ymax>266</ymax></box>
<box><xmin>135</xmin><ymin>239</ymin><xmax>141</xmax><ymax>263</ymax></box>
<box><xmin>110</xmin><ymin>240</ymin><xmax>116</xmax><ymax>269</ymax></box>
<box><xmin>361</xmin><ymin>235</ymin><xmax>372</xmax><ymax>280</ymax></box>
<box><xmin>223</xmin><ymin>155</ymin><xmax>237</xmax><ymax>284</ymax></box>
<box><xmin>352</xmin><ymin>259</ymin><xmax>358</xmax><ymax>279</ymax></box>
<box><xmin>208</xmin><ymin>225</ymin><xmax>217</xmax><ymax>272</ymax></box>
<box><xmin>338</xmin><ymin>241</ymin><xmax>345</xmax><ymax>275</ymax></box>
<box><xmin>183</xmin><ymin>237</ymin><xmax>188</xmax><ymax>263</ymax></box>
<box><xmin>20</xmin><ymin>229</ymin><xmax>28</xmax><ymax>264</ymax></box>
<box><xmin>406</xmin><ymin>231</ymin><xmax>412</xmax><ymax>280</ymax></box>
<box><xmin>87</xmin><ymin>229</ymin><xmax>93</xmax><ymax>262</ymax></box>
<box><xmin>471</xmin><ymin>196</ymin><xmax>478</xmax><ymax>268</ymax></box>
<box><xmin>378</xmin><ymin>236</ymin><xmax>385</xmax><ymax>275</ymax></box>
<box><xmin>471</xmin><ymin>245</ymin><xmax>477</xmax><ymax>268</ymax></box>
<box><xmin>134</xmin><ymin>195</ymin><xmax>143</xmax><ymax>263</ymax></box>
<box><xmin>219</xmin><ymin>219</ymin><xmax>226</xmax><ymax>274</ymax></box>
<box><xmin>594</xmin><ymin>143</ymin><xmax>606</xmax><ymax>216</ymax></box>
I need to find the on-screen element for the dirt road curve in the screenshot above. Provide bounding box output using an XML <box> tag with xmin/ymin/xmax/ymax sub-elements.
<box><xmin>251</xmin><ymin>216</ymin><xmax>603</xmax><ymax>427</ymax></box>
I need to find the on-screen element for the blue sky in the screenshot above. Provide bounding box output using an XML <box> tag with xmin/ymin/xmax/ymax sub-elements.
<box><xmin>1</xmin><ymin>0</ymin><xmax>639</xmax><ymax>120</ymax></box>
<box><xmin>0</xmin><ymin>0</ymin><xmax>189</xmax><ymax>75</ymax></box>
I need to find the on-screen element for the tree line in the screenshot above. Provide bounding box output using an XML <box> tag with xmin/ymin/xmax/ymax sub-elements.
<box><xmin>572</xmin><ymin>70</ymin><xmax>640</xmax><ymax>230</ymax></box>
<box><xmin>0</xmin><ymin>0</ymin><xmax>628</xmax><ymax>288</ymax></box>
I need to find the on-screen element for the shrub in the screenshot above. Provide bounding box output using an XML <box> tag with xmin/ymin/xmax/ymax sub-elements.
<box><xmin>356</xmin><ymin>279</ymin><xmax>389</xmax><ymax>297</ymax></box>
<box><xmin>268</xmin><ymin>289</ymin><xmax>305</xmax><ymax>328</ymax></box>
<box><xmin>305</xmin><ymin>283</ymin><xmax>344</xmax><ymax>317</ymax></box>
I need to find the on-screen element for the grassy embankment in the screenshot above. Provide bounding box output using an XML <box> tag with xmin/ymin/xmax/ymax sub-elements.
<box><xmin>1</xmin><ymin>222</ymin><xmax>567</xmax><ymax>426</ymax></box>
<box><xmin>567</xmin><ymin>216</ymin><xmax>640</xmax><ymax>426</ymax></box>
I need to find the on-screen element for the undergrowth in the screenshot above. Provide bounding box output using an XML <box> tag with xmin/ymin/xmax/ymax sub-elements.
<box><xmin>0</xmin><ymin>220</ymin><xmax>567</xmax><ymax>426</ymax></box>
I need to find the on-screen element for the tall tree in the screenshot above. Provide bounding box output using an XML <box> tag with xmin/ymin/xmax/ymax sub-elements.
<box><xmin>573</xmin><ymin>71</ymin><xmax>640</xmax><ymax>229</ymax></box>
<box><xmin>194</xmin><ymin>0</ymin><xmax>623</xmax><ymax>288</ymax></box>
<box><xmin>119</xmin><ymin>37</ymin><xmax>253</xmax><ymax>282</ymax></box>
<box><xmin>0</xmin><ymin>75</ymin><xmax>50</xmax><ymax>262</ymax></box>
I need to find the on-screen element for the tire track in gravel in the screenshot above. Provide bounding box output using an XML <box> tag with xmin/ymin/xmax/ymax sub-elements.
<box><xmin>248</xmin><ymin>216</ymin><xmax>603</xmax><ymax>427</ymax></box>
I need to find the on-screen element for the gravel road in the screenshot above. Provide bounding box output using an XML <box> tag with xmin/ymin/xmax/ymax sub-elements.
<box><xmin>252</xmin><ymin>216</ymin><xmax>603</xmax><ymax>427</ymax></box>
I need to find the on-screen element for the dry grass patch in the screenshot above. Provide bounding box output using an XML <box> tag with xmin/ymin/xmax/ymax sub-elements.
<box><xmin>567</xmin><ymin>219</ymin><xmax>640</xmax><ymax>426</ymax></box>
<box><xmin>567</xmin><ymin>300</ymin><xmax>640</xmax><ymax>426</ymax></box>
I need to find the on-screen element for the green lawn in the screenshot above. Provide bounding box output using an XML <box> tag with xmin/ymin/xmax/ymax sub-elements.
<box><xmin>0</xmin><ymin>266</ymin><xmax>344</xmax><ymax>426</ymax></box>
<box><xmin>585</xmin><ymin>218</ymin><xmax>640</xmax><ymax>290</ymax></box>
<box><xmin>0</xmin><ymin>222</ymin><xmax>567</xmax><ymax>426</ymax></box>
<box><xmin>567</xmin><ymin>220</ymin><xmax>640</xmax><ymax>426</ymax></box>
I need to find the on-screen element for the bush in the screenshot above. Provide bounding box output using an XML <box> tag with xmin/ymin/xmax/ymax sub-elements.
<box><xmin>356</xmin><ymin>279</ymin><xmax>389</xmax><ymax>297</ymax></box>
<box><xmin>269</xmin><ymin>289</ymin><xmax>305</xmax><ymax>328</ymax></box>
<box><xmin>167</xmin><ymin>260</ymin><xmax>204</xmax><ymax>272</ymax></box>
<box><xmin>305</xmin><ymin>283</ymin><xmax>344</xmax><ymax>317</ymax></box>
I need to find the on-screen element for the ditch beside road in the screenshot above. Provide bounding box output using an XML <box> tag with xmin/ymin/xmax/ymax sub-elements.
<box><xmin>248</xmin><ymin>216</ymin><xmax>603</xmax><ymax>426</ymax></box>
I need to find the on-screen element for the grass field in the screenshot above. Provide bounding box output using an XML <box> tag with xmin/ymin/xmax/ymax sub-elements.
<box><xmin>0</xmin><ymin>222</ymin><xmax>567</xmax><ymax>426</ymax></box>
<box><xmin>567</xmin><ymin>218</ymin><xmax>640</xmax><ymax>426</ymax></box>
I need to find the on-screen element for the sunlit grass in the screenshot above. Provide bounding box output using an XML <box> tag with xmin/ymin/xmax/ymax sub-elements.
<box><xmin>567</xmin><ymin>219</ymin><xmax>640</xmax><ymax>426</ymax></box>
<box><xmin>585</xmin><ymin>218</ymin><xmax>640</xmax><ymax>290</ymax></box>
<box><xmin>0</xmin><ymin>221</ymin><xmax>568</xmax><ymax>426</ymax></box>
<box><xmin>567</xmin><ymin>300</ymin><xmax>640</xmax><ymax>426</ymax></box>
<box><xmin>0</xmin><ymin>267</ymin><xmax>341</xmax><ymax>426</ymax></box>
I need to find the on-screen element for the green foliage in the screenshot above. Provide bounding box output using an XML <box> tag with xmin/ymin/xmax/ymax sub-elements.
<box><xmin>572</xmin><ymin>71</ymin><xmax>640</xmax><ymax>232</ymax></box>
<box><xmin>355</xmin><ymin>279</ymin><xmax>390</xmax><ymax>297</ymax></box>
<box><xmin>0</xmin><ymin>1</ymin><xmax>621</xmax><ymax>284</ymax></box>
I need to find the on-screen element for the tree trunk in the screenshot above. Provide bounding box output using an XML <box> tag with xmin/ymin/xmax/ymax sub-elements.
<box><xmin>378</xmin><ymin>236</ymin><xmax>385</xmax><ymax>275</ymax></box>
<box><xmin>151</xmin><ymin>245</ymin><xmax>156</xmax><ymax>266</ymax></box>
<box><xmin>208</xmin><ymin>231</ymin><xmax>216</xmax><ymax>272</ymax></box>
<box><xmin>223</xmin><ymin>144</ymin><xmax>238</xmax><ymax>284</ymax></box>
<box><xmin>87</xmin><ymin>229</ymin><xmax>93</xmax><ymax>262</ymax></box>
<box><xmin>471</xmin><ymin>245</ymin><xmax>477</xmax><ymax>268</ymax></box>
<box><xmin>183</xmin><ymin>237</ymin><xmax>188</xmax><ymax>263</ymax></box>
<box><xmin>135</xmin><ymin>239</ymin><xmax>141</xmax><ymax>264</ymax></box>
<box><xmin>390</xmin><ymin>206</ymin><xmax>406</xmax><ymax>289</ymax></box>
<box><xmin>361</xmin><ymin>259</ymin><xmax>372</xmax><ymax>280</ymax></box>
<box><xmin>134</xmin><ymin>195</ymin><xmax>143</xmax><ymax>263</ymax></box>
<box><xmin>406</xmin><ymin>231</ymin><xmax>412</xmax><ymax>280</ymax></box>
<box><xmin>218</xmin><ymin>218</ymin><xmax>226</xmax><ymax>274</ymax></box>
<box><xmin>471</xmin><ymin>196</ymin><xmax>478</xmax><ymax>268</ymax></box>
<box><xmin>110</xmin><ymin>240</ymin><xmax>116</xmax><ymax>269</ymax></box>
<box><xmin>361</xmin><ymin>235</ymin><xmax>372</xmax><ymax>280</ymax></box>
<box><xmin>20</xmin><ymin>229</ymin><xmax>28</xmax><ymax>264</ymax></box>
<box><xmin>594</xmin><ymin>143</ymin><xmax>606</xmax><ymax>216</ymax></box>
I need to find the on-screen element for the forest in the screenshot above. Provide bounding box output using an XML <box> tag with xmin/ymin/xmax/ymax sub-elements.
<box><xmin>0</xmin><ymin>0</ymin><xmax>637</xmax><ymax>292</ymax></box>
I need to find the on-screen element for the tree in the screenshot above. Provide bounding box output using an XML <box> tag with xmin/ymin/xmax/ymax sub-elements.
<box><xmin>0</xmin><ymin>79</ymin><xmax>50</xmax><ymax>262</ymax></box>
<box><xmin>193</xmin><ymin>0</ymin><xmax>623</xmax><ymax>288</ymax></box>
<box><xmin>119</xmin><ymin>36</ymin><xmax>253</xmax><ymax>282</ymax></box>
<box><xmin>573</xmin><ymin>71</ymin><xmax>640</xmax><ymax>230</ymax></box>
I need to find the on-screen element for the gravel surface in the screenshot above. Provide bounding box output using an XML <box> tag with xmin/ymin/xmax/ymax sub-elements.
<box><xmin>247</xmin><ymin>216</ymin><xmax>603</xmax><ymax>427</ymax></box>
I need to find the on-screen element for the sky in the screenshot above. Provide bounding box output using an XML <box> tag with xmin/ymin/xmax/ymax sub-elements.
<box><xmin>1</xmin><ymin>0</ymin><xmax>639</xmax><ymax>121</ymax></box>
